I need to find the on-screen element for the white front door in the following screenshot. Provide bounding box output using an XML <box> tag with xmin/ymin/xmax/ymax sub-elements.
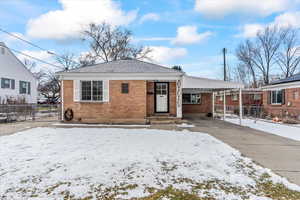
<box><xmin>155</xmin><ymin>83</ymin><xmax>169</xmax><ymax>113</ymax></box>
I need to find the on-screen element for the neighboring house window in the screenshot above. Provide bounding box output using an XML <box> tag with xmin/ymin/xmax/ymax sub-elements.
<box><xmin>1</xmin><ymin>78</ymin><xmax>15</xmax><ymax>89</ymax></box>
<box><xmin>271</xmin><ymin>90</ymin><xmax>284</xmax><ymax>105</ymax></box>
<box><xmin>253</xmin><ymin>94</ymin><xmax>261</xmax><ymax>100</ymax></box>
<box><xmin>294</xmin><ymin>91</ymin><xmax>299</xmax><ymax>100</ymax></box>
<box><xmin>232</xmin><ymin>94</ymin><xmax>238</xmax><ymax>101</ymax></box>
<box><xmin>81</xmin><ymin>80</ymin><xmax>103</xmax><ymax>101</ymax></box>
<box><xmin>121</xmin><ymin>83</ymin><xmax>129</xmax><ymax>94</ymax></box>
<box><xmin>218</xmin><ymin>95</ymin><xmax>223</xmax><ymax>101</ymax></box>
<box><xmin>183</xmin><ymin>93</ymin><xmax>201</xmax><ymax>104</ymax></box>
<box><xmin>19</xmin><ymin>81</ymin><xmax>30</xmax><ymax>94</ymax></box>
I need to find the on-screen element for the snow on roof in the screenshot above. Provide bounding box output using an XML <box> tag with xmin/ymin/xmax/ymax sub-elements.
<box><xmin>183</xmin><ymin>75</ymin><xmax>244</xmax><ymax>90</ymax></box>
<box><xmin>63</xmin><ymin>59</ymin><xmax>182</xmax><ymax>74</ymax></box>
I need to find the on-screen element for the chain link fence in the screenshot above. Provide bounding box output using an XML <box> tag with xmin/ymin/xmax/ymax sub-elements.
<box><xmin>214</xmin><ymin>104</ymin><xmax>300</xmax><ymax>124</ymax></box>
<box><xmin>0</xmin><ymin>104</ymin><xmax>61</xmax><ymax>123</ymax></box>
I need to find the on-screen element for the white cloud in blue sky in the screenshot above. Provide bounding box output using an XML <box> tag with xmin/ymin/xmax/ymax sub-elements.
<box><xmin>1</xmin><ymin>0</ymin><xmax>300</xmax><ymax>78</ymax></box>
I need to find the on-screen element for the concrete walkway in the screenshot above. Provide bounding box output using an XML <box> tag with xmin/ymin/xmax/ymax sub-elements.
<box><xmin>186</xmin><ymin>117</ymin><xmax>300</xmax><ymax>185</ymax></box>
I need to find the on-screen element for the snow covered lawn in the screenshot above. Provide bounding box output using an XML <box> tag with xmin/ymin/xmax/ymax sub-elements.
<box><xmin>225</xmin><ymin>117</ymin><xmax>300</xmax><ymax>141</ymax></box>
<box><xmin>1</xmin><ymin>128</ymin><xmax>300</xmax><ymax>200</ymax></box>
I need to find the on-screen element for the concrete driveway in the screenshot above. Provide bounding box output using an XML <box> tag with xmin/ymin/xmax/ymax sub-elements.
<box><xmin>186</xmin><ymin>117</ymin><xmax>300</xmax><ymax>185</ymax></box>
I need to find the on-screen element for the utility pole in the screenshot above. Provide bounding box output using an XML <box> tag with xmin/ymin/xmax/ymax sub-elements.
<box><xmin>223</xmin><ymin>48</ymin><xmax>227</xmax><ymax>81</ymax></box>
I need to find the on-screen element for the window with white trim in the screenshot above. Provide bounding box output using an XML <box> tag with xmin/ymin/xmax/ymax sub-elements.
<box><xmin>183</xmin><ymin>93</ymin><xmax>201</xmax><ymax>104</ymax></box>
<box><xmin>253</xmin><ymin>94</ymin><xmax>261</xmax><ymax>100</ymax></box>
<box><xmin>232</xmin><ymin>94</ymin><xmax>238</xmax><ymax>101</ymax></box>
<box><xmin>81</xmin><ymin>80</ymin><xmax>103</xmax><ymax>101</ymax></box>
<box><xmin>271</xmin><ymin>90</ymin><xmax>283</xmax><ymax>105</ymax></box>
<box><xmin>217</xmin><ymin>95</ymin><xmax>223</xmax><ymax>101</ymax></box>
<box><xmin>1</xmin><ymin>78</ymin><xmax>15</xmax><ymax>89</ymax></box>
<box><xmin>294</xmin><ymin>91</ymin><xmax>299</xmax><ymax>100</ymax></box>
<box><xmin>19</xmin><ymin>81</ymin><xmax>30</xmax><ymax>94</ymax></box>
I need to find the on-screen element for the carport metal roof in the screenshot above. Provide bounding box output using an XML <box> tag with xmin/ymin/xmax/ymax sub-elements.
<box><xmin>183</xmin><ymin>75</ymin><xmax>244</xmax><ymax>91</ymax></box>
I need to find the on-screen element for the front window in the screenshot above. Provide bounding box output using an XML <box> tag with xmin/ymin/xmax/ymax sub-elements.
<box><xmin>81</xmin><ymin>80</ymin><xmax>103</xmax><ymax>101</ymax></box>
<box><xmin>19</xmin><ymin>81</ymin><xmax>30</xmax><ymax>94</ymax></box>
<box><xmin>271</xmin><ymin>90</ymin><xmax>283</xmax><ymax>105</ymax></box>
<box><xmin>183</xmin><ymin>93</ymin><xmax>201</xmax><ymax>104</ymax></box>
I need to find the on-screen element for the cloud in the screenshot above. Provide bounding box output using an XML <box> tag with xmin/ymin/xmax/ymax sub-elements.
<box><xmin>26</xmin><ymin>0</ymin><xmax>137</xmax><ymax>40</ymax></box>
<box><xmin>146</xmin><ymin>46</ymin><xmax>187</xmax><ymax>63</ymax></box>
<box><xmin>139</xmin><ymin>13</ymin><xmax>160</xmax><ymax>24</ymax></box>
<box><xmin>273</xmin><ymin>11</ymin><xmax>300</xmax><ymax>28</ymax></box>
<box><xmin>17</xmin><ymin>50</ymin><xmax>57</xmax><ymax>72</ymax></box>
<box><xmin>238</xmin><ymin>11</ymin><xmax>300</xmax><ymax>38</ymax></box>
<box><xmin>237</xmin><ymin>24</ymin><xmax>265</xmax><ymax>38</ymax></box>
<box><xmin>133</xmin><ymin>37</ymin><xmax>173</xmax><ymax>43</ymax></box>
<box><xmin>0</xmin><ymin>32</ymin><xmax>28</xmax><ymax>46</ymax></box>
<box><xmin>194</xmin><ymin>0</ymin><xmax>296</xmax><ymax>18</ymax></box>
<box><xmin>171</xmin><ymin>25</ymin><xmax>213</xmax><ymax>45</ymax></box>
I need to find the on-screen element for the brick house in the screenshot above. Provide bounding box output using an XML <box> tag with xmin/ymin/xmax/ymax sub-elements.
<box><xmin>57</xmin><ymin>60</ymin><xmax>183</xmax><ymax>124</ymax></box>
<box><xmin>215</xmin><ymin>89</ymin><xmax>263</xmax><ymax>107</ymax></box>
<box><xmin>262</xmin><ymin>74</ymin><xmax>300</xmax><ymax>119</ymax></box>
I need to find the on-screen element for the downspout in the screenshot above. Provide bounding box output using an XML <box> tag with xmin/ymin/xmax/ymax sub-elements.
<box><xmin>61</xmin><ymin>76</ymin><xmax>64</xmax><ymax>121</ymax></box>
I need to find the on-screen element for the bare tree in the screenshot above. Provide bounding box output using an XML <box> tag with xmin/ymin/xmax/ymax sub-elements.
<box><xmin>82</xmin><ymin>23</ymin><xmax>151</xmax><ymax>63</ymax></box>
<box><xmin>236</xmin><ymin>26</ymin><xmax>288</xmax><ymax>85</ymax></box>
<box><xmin>23</xmin><ymin>59</ymin><xmax>37</xmax><ymax>72</ymax></box>
<box><xmin>276</xmin><ymin>27</ymin><xmax>300</xmax><ymax>78</ymax></box>
<box><xmin>23</xmin><ymin>59</ymin><xmax>46</xmax><ymax>85</ymax></box>
<box><xmin>38</xmin><ymin>72</ymin><xmax>60</xmax><ymax>103</ymax></box>
<box><xmin>56</xmin><ymin>52</ymin><xmax>79</xmax><ymax>71</ymax></box>
<box><xmin>236</xmin><ymin>40</ymin><xmax>258</xmax><ymax>87</ymax></box>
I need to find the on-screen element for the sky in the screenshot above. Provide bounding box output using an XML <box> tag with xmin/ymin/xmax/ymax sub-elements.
<box><xmin>1</xmin><ymin>0</ymin><xmax>300</xmax><ymax>79</ymax></box>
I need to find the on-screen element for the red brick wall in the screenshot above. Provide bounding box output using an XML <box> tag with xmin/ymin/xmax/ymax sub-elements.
<box><xmin>215</xmin><ymin>93</ymin><xmax>263</xmax><ymax>106</ymax></box>
<box><xmin>263</xmin><ymin>88</ymin><xmax>300</xmax><ymax>117</ymax></box>
<box><xmin>63</xmin><ymin>80</ymin><xmax>178</xmax><ymax>123</ymax></box>
<box><xmin>146</xmin><ymin>81</ymin><xmax>177</xmax><ymax>117</ymax></box>
<box><xmin>62</xmin><ymin>80</ymin><xmax>147</xmax><ymax>123</ymax></box>
<box><xmin>182</xmin><ymin>93</ymin><xmax>212</xmax><ymax>114</ymax></box>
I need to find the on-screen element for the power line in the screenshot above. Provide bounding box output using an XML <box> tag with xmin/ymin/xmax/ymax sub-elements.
<box><xmin>2</xmin><ymin>45</ymin><xmax>62</xmax><ymax>69</ymax></box>
<box><xmin>0</xmin><ymin>27</ymin><xmax>80</xmax><ymax>65</ymax></box>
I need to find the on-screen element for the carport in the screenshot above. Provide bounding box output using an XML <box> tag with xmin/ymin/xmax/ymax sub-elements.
<box><xmin>182</xmin><ymin>76</ymin><xmax>245</xmax><ymax>124</ymax></box>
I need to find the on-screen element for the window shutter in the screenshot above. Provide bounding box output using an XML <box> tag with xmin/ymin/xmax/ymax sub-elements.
<box><xmin>103</xmin><ymin>80</ymin><xmax>109</xmax><ymax>102</ymax></box>
<box><xmin>73</xmin><ymin>80</ymin><xmax>80</xmax><ymax>102</ymax></box>
<box><xmin>267</xmin><ymin>91</ymin><xmax>271</xmax><ymax>104</ymax></box>
<box><xmin>282</xmin><ymin>89</ymin><xmax>285</xmax><ymax>105</ymax></box>
<box><xmin>1</xmin><ymin>78</ymin><xmax>4</xmax><ymax>88</ymax></box>
<box><xmin>27</xmin><ymin>82</ymin><xmax>31</xmax><ymax>94</ymax></box>
<box><xmin>11</xmin><ymin>79</ymin><xmax>15</xmax><ymax>89</ymax></box>
<box><xmin>19</xmin><ymin>81</ymin><xmax>22</xmax><ymax>94</ymax></box>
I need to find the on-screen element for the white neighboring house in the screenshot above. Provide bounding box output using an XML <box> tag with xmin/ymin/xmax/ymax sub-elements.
<box><xmin>0</xmin><ymin>42</ymin><xmax>37</xmax><ymax>104</ymax></box>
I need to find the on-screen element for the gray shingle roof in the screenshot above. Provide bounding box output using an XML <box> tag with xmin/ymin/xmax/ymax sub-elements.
<box><xmin>270</xmin><ymin>73</ymin><xmax>300</xmax><ymax>85</ymax></box>
<box><xmin>66</xmin><ymin>59</ymin><xmax>182</xmax><ymax>73</ymax></box>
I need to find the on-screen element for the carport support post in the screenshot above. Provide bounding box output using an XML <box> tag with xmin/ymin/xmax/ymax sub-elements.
<box><xmin>212</xmin><ymin>92</ymin><xmax>215</xmax><ymax>119</ymax></box>
<box><xmin>223</xmin><ymin>90</ymin><xmax>226</xmax><ymax>120</ymax></box>
<box><xmin>239</xmin><ymin>88</ymin><xmax>243</xmax><ymax>125</ymax></box>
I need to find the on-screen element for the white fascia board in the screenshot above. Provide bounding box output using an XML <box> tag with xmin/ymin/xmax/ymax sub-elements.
<box><xmin>262</xmin><ymin>81</ymin><xmax>300</xmax><ymax>91</ymax></box>
<box><xmin>58</xmin><ymin>72</ymin><xmax>182</xmax><ymax>81</ymax></box>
